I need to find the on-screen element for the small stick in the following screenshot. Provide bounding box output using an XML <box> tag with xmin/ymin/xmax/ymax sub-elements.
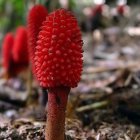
<box><xmin>84</xmin><ymin>61</ymin><xmax>140</xmax><ymax>74</ymax></box>
<box><xmin>76</xmin><ymin>100</ymin><xmax>109</xmax><ymax>112</ymax></box>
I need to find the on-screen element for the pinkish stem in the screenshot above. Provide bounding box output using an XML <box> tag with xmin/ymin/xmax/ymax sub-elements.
<box><xmin>45</xmin><ymin>86</ymin><xmax>70</xmax><ymax>140</ymax></box>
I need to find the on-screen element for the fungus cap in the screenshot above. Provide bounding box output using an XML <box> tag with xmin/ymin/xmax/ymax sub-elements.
<box><xmin>28</xmin><ymin>4</ymin><xmax>48</xmax><ymax>49</ymax></box>
<box><xmin>12</xmin><ymin>26</ymin><xmax>28</xmax><ymax>64</ymax></box>
<box><xmin>34</xmin><ymin>9</ymin><xmax>83</xmax><ymax>88</ymax></box>
<box><xmin>2</xmin><ymin>33</ymin><xmax>14</xmax><ymax>71</ymax></box>
<box><xmin>28</xmin><ymin>5</ymin><xmax>48</xmax><ymax>72</ymax></box>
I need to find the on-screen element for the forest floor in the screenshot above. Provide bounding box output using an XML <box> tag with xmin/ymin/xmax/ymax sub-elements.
<box><xmin>0</xmin><ymin>28</ymin><xmax>140</xmax><ymax>140</ymax></box>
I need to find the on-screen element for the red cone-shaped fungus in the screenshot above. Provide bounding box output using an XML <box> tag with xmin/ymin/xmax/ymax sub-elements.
<box><xmin>2</xmin><ymin>33</ymin><xmax>14</xmax><ymax>73</ymax></box>
<box><xmin>2</xmin><ymin>27</ymin><xmax>29</xmax><ymax>78</ymax></box>
<box><xmin>34</xmin><ymin>8</ymin><xmax>83</xmax><ymax>88</ymax></box>
<box><xmin>27</xmin><ymin>5</ymin><xmax>48</xmax><ymax>72</ymax></box>
<box><xmin>28</xmin><ymin>7</ymin><xmax>83</xmax><ymax>140</ymax></box>
<box><xmin>12</xmin><ymin>26</ymin><xmax>28</xmax><ymax>65</ymax></box>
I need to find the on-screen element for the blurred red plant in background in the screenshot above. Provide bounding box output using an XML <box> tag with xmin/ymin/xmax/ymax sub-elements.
<box><xmin>2</xmin><ymin>26</ymin><xmax>29</xmax><ymax>78</ymax></box>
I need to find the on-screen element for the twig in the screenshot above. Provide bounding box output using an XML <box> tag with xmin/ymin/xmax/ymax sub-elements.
<box><xmin>85</xmin><ymin>70</ymin><xmax>123</xmax><ymax>88</ymax></box>
<box><xmin>84</xmin><ymin>61</ymin><xmax>140</xmax><ymax>74</ymax></box>
<box><xmin>76</xmin><ymin>100</ymin><xmax>109</xmax><ymax>112</ymax></box>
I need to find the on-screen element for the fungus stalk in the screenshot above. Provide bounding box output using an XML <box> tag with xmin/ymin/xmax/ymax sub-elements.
<box><xmin>46</xmin><ymin>87</ymin><xmax>70</xmax><ymax>140</ymax></box>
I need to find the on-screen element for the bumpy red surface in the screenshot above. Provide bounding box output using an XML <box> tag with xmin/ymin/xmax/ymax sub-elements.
<box><xmin>12</xmin><ymin>26</ymin><xmax>28</xmax><ymax>65</ymax></box>
<box><xmin>28</xmin><ymin>4</ymin><xmax>48</xmax><ymax>71</ymax></box>
<box><xmin>2</xmin><ymin>33</ymin><xmax>14</xmax><ymax>71</ymax></box>
<box><xmin>34</xmin><ymin>9</ymin><xmax>83</xmax><ymax>88</ymax></box>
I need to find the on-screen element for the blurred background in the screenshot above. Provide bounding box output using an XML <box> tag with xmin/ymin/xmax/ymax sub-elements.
<box><xmin>0</xmin><ymin>0</ymin><xmax>140</xmax><ymax>139</ymax></box>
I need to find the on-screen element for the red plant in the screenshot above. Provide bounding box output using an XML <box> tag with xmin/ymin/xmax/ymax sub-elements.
<box><xmin>12</xmin><ymin>26</ymin><xmax>28</xmax><ymax>65</ymax></box>
<box><xmin>27</xmin><ymin>5</ymin><xmax>48</xmax><ymax>72</ymax></box>
<box><xmin>2</xmin><ymin>33</ymin><xmax>14</xmax><ymax>74</ymax></box>
<box><xmin>35</xmin><ymin>9</ymin><xmax>83</xmax><ymax>88</ymax></box>
<box><xmin>28</xmin><ymin>7</ymin><xmax>83</xmax><ymax>140</ymax></box>
<box><xmin>2</xmin><ymin>27</ymin><xmax>29</xmax><ymax>78</ymax></box>
<box><xmin>11</xmin><ymin>26</ymin><xmax>29</xmax><ymax>76</ymax></box>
